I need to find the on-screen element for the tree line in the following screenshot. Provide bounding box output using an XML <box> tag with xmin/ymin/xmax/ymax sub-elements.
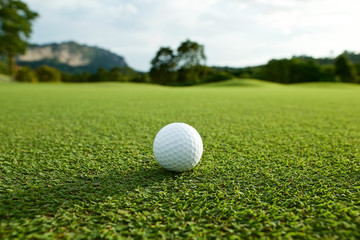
<box><xmin>257</xmin><ymin>53</ymin><xmax>359</xmax><ymax>84</ymax></box>
<box><xmin>148</xmin><ymin>44</ymin><xmax>360</xmax><ymax>85</ymax></box>
<box><xmin>12</xmin><ymin>65</ymin><xmax>150</xmax><ymax>83</ymax></box>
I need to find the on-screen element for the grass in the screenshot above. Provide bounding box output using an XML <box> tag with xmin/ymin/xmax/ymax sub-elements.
<box><xmin>0</xmin><ymin>80</ymin><xmax>359</xmax><ymax>239</ymax></box>
<box><xmin>0</xmin><ymin>74</ymin><xmax>11</xmax><ymax>83</ymax></box>
<box><xmin>291</xmin><ymin>81</ymin><xmax>360</xmax><ymax>89</ymax></box>
<box><xmin>197</xmin><ymin>78</ymin><xmax>281</xmax><ymax>88</ymax></box>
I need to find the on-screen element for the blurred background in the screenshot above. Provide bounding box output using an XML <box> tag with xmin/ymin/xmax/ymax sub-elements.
<box><xmin>1</xmin><ymin>0</ymin><xmax>359</xmax><ymax>84</ymax></box>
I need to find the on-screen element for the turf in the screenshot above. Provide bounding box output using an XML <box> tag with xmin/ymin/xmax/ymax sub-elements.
<box><xmin>197</xmin><ymin>78</ymin><xmax>282</xmax><ymax>88</ymax></box>
<box><xmin>0</xmin><ymin>80</ymin><xmax>359</xmax><ymax>239</ymax></box>
<box><xmin>0</xmin><ymin>74</ymin><xmax>11</xmax><ymax>83</ymax></box>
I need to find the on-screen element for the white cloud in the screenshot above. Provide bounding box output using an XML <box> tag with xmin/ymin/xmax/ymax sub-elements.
<box><xmin>24</xmin><ymin>0</ymin><xmax>360</xmax><ymax>71</ymax></box>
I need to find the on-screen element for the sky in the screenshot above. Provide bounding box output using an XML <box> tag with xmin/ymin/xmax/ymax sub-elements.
<box><xmin>23</xmin><ymin>0</ymin><xmax>360</xmax><ymax>71</ymax></box>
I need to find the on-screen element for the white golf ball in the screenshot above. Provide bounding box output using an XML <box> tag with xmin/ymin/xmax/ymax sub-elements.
<box><xmin>153</xmin><ymin>122</ymin><xmax>203</xmax><ymax>172</ymax></box>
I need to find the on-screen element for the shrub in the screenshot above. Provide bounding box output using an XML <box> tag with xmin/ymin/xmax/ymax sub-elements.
<box><xmin>15</xmin><ymin>66</ymin><xmax>38</xmax><ymax>83</ymax></box>
<box><xmin>36</xmin><ymin>65</ymin><xmax>61</xmax><ymax>82</ymax></box>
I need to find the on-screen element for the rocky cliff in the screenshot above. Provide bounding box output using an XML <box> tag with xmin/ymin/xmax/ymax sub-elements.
<box><xmin>17</xmin><ymin>41</ymin><xmax>128</xmax><ymax>73</ymax></box>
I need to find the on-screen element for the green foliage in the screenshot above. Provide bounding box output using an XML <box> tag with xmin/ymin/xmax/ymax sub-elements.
<box><xmin>150</xmin><ymin>40</ymin><xmax>228</xmax><ymax>86</ymax></box>
<box><xmin>150</xmin><ymin>47</ymin><xmax>177</xmax><ymax>85</ymax></box>
<box><xmin>334</xmin><ymin>54</ymin><xmax>358</xmax><ymax>83</ymax></box>
<box><xmin>176</xmin><ymin>39</ymin><xmax>206</xmax><ymax>69</ymax></box>
<box><xmin>356</xmin><ymin>63</ymin><xmax>360</xmax><ymax>76</ymax></box>
<box><xmin>212</xmin><ymin>52</ymin><xmax>360</xmax><ymax>85</ymax></box>
<box><xmin>343</xmin><ymin>50</ymin><xmax>360</xmax><ymax>64</ymax></box>
<box><xmin>295</xmin><ymin>55</ymin><xmax>335</xmax><ymax>65</ymax></box>
<box><xmin>0</xmin><ymin>59</ymin><xmax>8</xmax><ymax>74</ymax></box>
<box><xmin>0</xmin><ymin>82</ymin><xmax>359</xmax><ymax>238</ymax></box>
<box><xmin>60</xmin><ymin>67</ymin><xmax>145</xmax><ymax>83</ymax></box>
<box><xmin>89</xmin><ymin>67</ymin><xmax>140</xmax><ymax>82</ymax></box>
<box><xmin>116</xmin><ymin>67</ymin><xmax>139</xmax><ymax>82</ymax></box>
<box><xmin>36</xmin><ymin>65</ymin><xmax>61</xmax><ymax>82</ymax></box>
<box><xmin>131</xmin><ymin>73</ymin><xmax>151</xmax><ymax>83</ymax></box>
<box><xmin>15</xmin><ymin>66</ymin><xmax>37</xmax><ymax>82</ymax></box>
<box><xmin>60</xmin><ymin>72</ymin><xmax>74</xmax><ymax>83</ymax></box>
<box><xmin>260</xmin><ymin>58</ymin><xmax>340</xmax><ymax>84</ymax></box>
<box><xmin>176</xmin><ymin>66</ymin><xmax>207</xmax><ymax>85</ymax></box>
<box><xmin>0</xmin><ymin>0</ymin><xmax>38</xmax><ymax>76</ymax></box>
<box><xmin>263</xmin><ymin>59</ymin><xmax>291</xmax><ymax>83</ymax></box>
<box><xmin>65</xmin><ymin>72</ymin><xmax>91</xmax><ymax>83</ymax></box>
<box><xmin>89</xmin><ymin>67</ymin><xmax>110</xmax><ymax>82</ymax></box>
<box><xmin>262</xmin><ymin>58</ymin><xmax>321</xmax><ymax>83</ymax></box>
<box><xmin>201</xmin><ymin>70</ymin><xmax>233</xmax><ymax>83</ymax></box>
<box><xmin>319</xmin><ymin>65</ymin><xmax>336</xmax><ymax>82</ymax></box>
<box><xmin>289</xmin><ymin>58</ymin><xmax>322</xmax><ymax>82</ymax></box>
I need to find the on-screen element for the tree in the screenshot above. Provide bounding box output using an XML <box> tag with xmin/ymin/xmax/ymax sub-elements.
<box><xmin>175</xmin><ymin>40</ymin><xmax>206</xmax><ymax>85</ymax></box>
<box><xmin>68</xmin><ymin>72</ymin><xmax>91</xmax><ymax>82</ymax></box>
<box><xmin>95</xmin><ymin>67</ymin><xmax>110</xmax><ymax>82</ymax></box>
<box><xmin>15</xmin><ymin>65</ymin><xmax>37</xmax><ymax>82</ymax></box>
<box><xmin>334</xmin><ymin>54</ymin><xmax>358</xmax><ymax>83</ymax></box>
<box><xmin>108</xmin><ymin>67</ymin><xmax>122</xmax><ymax>81</ymax></box>
<box><xmin>0</xmin><ymin>0</ymin><xmax>38</xmax><ymax>78</ymax></box>
<box><xmin>149</xmin><ymin>40</ymin><xmax>209</xmax><ymax>85</ymax></box>
<box><xmin>131</xmin><ymin>73</ymin><xmax>151</xmax><ymax>83</ymax></box>
<box><xmin>176</xmin><ymin>39</ymin><xmax>206</xmax><ymax>69</ymax></box>
<box><xmin>355</xmin><ymin>63</ymin><xmax>360</xmax><ymax>78</ymax></box>
<box><xmin>319</xmin><ymin>65</ymin><xmax>335</xmax><ymax>82</ymax></box>
<box><xmin>262</xmin><ymin>59</ymin><xmax>291</xmax><ymax>83</ymax></box>
<box><xmin>289</xmin><ymin>58</ymin><xmax>322</xmax><ymax>83</ymax></box>
<box><xmin>261</xmin><ymin>58</ymin><xmax>325</xmax><ymax>83</ymax></box>
<box><xmin>36</xmin><ymin>65</ymin><xmax>61</xmax><ymax>82</ymax></box>
<box><xmin>149</xmin><ymin>47</ymin><xmax>177</xmax><ymax>85</ymax></box>
<box><xmin>0</xmin><ymin>59</ymin><xmax>8</xmax><ymax>74</ymax></box>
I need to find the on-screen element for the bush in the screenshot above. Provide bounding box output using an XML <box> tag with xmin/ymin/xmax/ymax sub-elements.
<box><xmin>319</xmin><ymin>65</ymin><xmax>335</xmax><ymax>82</ymax></box>
<box><xmin>36</xmin><ymin>65</ymin><xmax>61</xmax><ymax>82</ymax></box>
<box><xmin>60</xmin><ymin>72</ymin><xmax>73</xmax><ymax>83</ymax></box>
<box><xmin>131</xmin><ymin>73</ymin><xmax>151</xmax><ymax>83</ymax></box>
<box><xmin>202</xmin><ymin>71</ymin><xmax>233</xmax><ymax>83</ymax></box>
<box><xmin>15</xmin><ymin>66</ymin><xmax>38</xmax><ymax>83</ymax></box>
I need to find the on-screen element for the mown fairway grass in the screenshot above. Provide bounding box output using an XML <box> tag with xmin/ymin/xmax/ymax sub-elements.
<box><xmin>0</xmin><ymin>74</ymin><xmax>11</xmax><ymax>83</ymax></box>
<box><xmin>0</xmin><ymin>80</ymin><xmax>359</xmax><ymax>239</ymax></box>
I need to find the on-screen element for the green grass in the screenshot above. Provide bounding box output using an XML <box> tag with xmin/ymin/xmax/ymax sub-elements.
<box><xmin>0</xmin><ymin>74</ymin><xmax>11</xmax><ymax>83</ymax></box>
<box><xmin>197</xmin><ymin>78</ymin><xmax>281</xmax><ymax>88</ymax></box>
<box><xmin>291</xmin><ymin>81</ymin><xmax>360</xmax><ymax>89</ymax></box>
<box><xmin>1</xmin><ymin>80</ymin><xmax>360</xmax><ymax>239</ymax></box>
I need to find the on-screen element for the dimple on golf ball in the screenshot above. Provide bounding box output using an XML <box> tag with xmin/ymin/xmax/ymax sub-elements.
<box><xmin>153</xmin><ymin>122</ymin><xmax>203</xmax><ymax>172</ymax></box>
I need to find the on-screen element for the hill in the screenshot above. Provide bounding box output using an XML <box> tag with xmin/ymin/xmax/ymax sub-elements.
<box><xmin>17</xmin><ymin>41</ymin><xmax>128</xmax><ymax>74</ymax></box>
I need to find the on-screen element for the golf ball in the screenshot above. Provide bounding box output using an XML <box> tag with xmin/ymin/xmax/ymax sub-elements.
<box><xmin>153</xmin><ymin>122</ymin><xmax>203</xmax><ymax>172</ymax></box>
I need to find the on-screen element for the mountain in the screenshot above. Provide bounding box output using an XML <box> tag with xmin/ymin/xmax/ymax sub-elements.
<box><xmin>17</xmin><ymin>41</ymin><xmax>128</xmax><ymax>74</ymax></box>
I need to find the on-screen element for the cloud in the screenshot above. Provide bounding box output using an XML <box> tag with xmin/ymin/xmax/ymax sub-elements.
<box><xmin>24</xmin><ymin>0</ymin><xmax>360</xmax><ymax>71</ymax></box>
